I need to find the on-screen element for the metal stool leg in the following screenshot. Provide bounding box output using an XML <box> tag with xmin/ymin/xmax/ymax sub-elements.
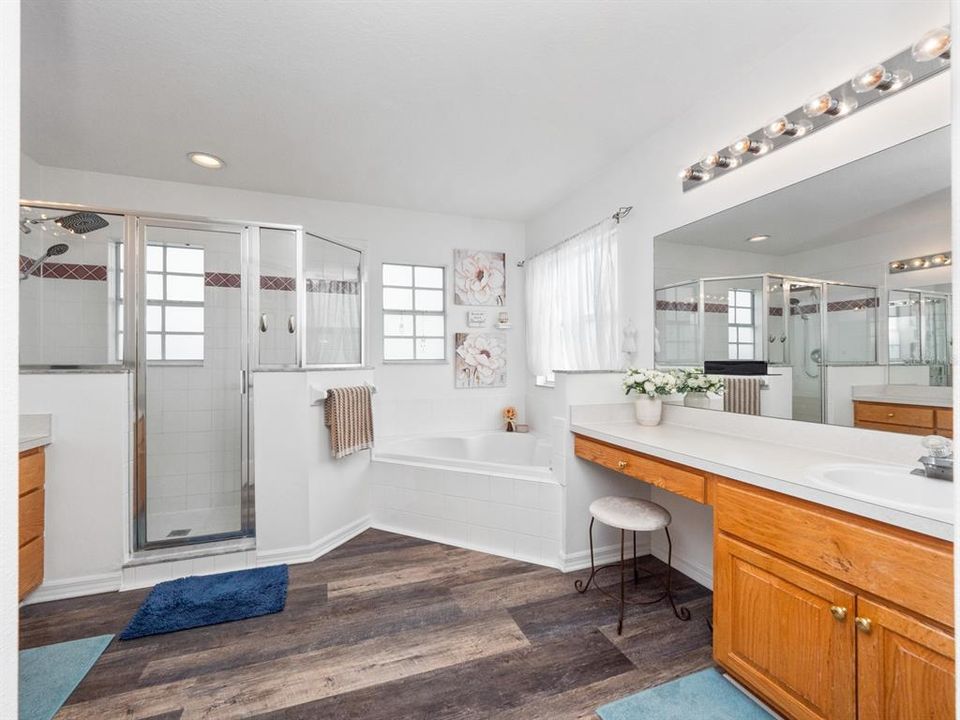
<box><xmin>574</xmin><ymin>518</ymin><xmax>598</xmax><ymax>594</ymax></box>
<box><xmin>632</xmin><ymin>530</ymin><xmax>639</xmax><ymax>584</ymax></box>
<box><xmin>664</xmin><ymin>526</ymin><xmax>692</xmax><ymax>621</ymax></box>
<box><xmin>618</xmin><ymin>529</ymin><xmax>625</xmax><ymax>635</ymax></box>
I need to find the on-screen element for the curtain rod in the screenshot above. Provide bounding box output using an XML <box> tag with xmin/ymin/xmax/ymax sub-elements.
<box><xmin>516</xmin><ymin>206</ymin><xmax>631</xmax><ymax>268</ymax></box>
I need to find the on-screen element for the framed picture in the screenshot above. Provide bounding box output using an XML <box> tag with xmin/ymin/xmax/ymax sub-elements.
<box><xmin>466</xmin><ymin>311</ymin><xmax>487</xmax><ymax>327</ymax></box>
<box><xmin>454</xmin><ymin>249</ymin><xmax>506</xmax><ymax>305</ymax></box>
<box><xmin>454</xmin><ymin>332</ymin><xmax>507</xmax><ymax>388</ymax></box>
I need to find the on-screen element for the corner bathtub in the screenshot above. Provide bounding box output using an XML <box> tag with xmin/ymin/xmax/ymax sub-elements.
<box><xmin>370</xmin><ymin>431</ymin><xmax>562</xmax><ymax>568</ymax></box>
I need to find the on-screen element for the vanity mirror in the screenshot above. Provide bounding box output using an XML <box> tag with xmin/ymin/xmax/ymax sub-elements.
<box><xmin>654</xmin><ymin>126</ymin><xmax>951</xmax><ymax>434</ymax></box>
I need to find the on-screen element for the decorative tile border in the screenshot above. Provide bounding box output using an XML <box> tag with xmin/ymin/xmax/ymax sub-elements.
<box><xmin>19</xmin><ymin>256</ymin><xmax>107</xmax><ymax>281</ymax></box>
<box><xmin>657</xmin><ymin>297</ymin><xmax>878</xmax><ymax>315</ymax></box>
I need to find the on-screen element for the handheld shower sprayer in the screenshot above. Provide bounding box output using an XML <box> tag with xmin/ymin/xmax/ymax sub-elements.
<box><xmin>20</xmin><ymin>243</ymin><xmax>70</xmax><ymax>281</ymax></box>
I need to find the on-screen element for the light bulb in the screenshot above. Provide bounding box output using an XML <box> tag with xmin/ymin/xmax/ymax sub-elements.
<box><xmin>852</xmin><ymin>64</ymin><xmax>912</xmax><ymax>93</ymax></box>
<box><xmin>679</xmin><ymin>166</ymin><xmax>712</xmax><ymax>182</ymax></box>
<box><xmin>700</xmin><ymin>153</ymin><xmax>740</xmax><ymax>170</ymax></box>
<box><xmin>912</xmin><ymin>27</ymin><xmax>951</xmax><ymax>62</ymax></box>
<box><xmin>931</xmin><ymin>254</ymin><xmax>947</xmax><ymax>265</ymax></box>
<box><xmin>803</xmin><ymin>93</ymin><xmax>857</xmax><ymax>117</ymax></box>
<box><xmin>763</xmin><ymin>116</ymin><xmax>811</xmax><ymax>139</ymax></box>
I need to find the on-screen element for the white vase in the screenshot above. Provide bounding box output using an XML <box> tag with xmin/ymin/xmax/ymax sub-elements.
<box><xmin>684</xmin><ymin>391</ymin><xmax>711</xmax><ymax>409</ymax></box>
<box><xmin>634</xmin><ymin>396</ymin><xmax>663</xmax><ymax>426</ymax></box>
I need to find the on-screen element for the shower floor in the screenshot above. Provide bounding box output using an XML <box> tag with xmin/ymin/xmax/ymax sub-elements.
<box><xmin>146</xmin><ymin>506</ymin><xmax>240</xmax><ymax>542</ymax></box>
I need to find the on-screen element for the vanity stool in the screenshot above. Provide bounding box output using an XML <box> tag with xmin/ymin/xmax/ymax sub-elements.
<box><xmin>574</xmin><ymin>495</ymin><xmax>691</xmax><ymax>634</ymax></box>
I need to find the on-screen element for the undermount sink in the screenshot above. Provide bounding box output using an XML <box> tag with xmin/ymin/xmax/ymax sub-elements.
<box><xmin>806</xmin><ymin>463</ymin><xmax>953</xmax><ymax>524</ymax></box>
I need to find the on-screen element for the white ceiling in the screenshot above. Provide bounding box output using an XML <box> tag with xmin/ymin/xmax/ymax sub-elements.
<box><xmin>20</xmin><ymin>0</ymin><xmax>947</xmax><ymax>221</ymax></box>
<box><xmin>657</xmin><ymin>127</ymin><xmax>951</xmax><ymax>255</ymax></box>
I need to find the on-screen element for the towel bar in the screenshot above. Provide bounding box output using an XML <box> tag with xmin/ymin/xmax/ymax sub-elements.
<box><xmin>309</xmin><ymin>381</ymin><xmax>377</xmax><ymax>406</ymax></box>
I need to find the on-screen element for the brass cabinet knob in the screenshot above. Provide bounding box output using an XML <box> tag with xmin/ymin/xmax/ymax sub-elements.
<box><xmin>830</xmin><ymin>605</ymin><xmax>848</xmax><ymax>621</ymax></box>
<box><xmin>855</xmin><ymin>616</ymin><xmax>872</xmax><ymax>633</ymax></box>
<box><xmin>887</xmin><ymin>412</ymin><xmax>895</xmax><ymax>418</ymax></box>
<box><xmin>617</xmin><ymin>460</ymin><xmax>628</xmax><ymax>469</ymax></box>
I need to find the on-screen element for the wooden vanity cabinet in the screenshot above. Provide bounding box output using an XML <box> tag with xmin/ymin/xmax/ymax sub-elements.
<box><xmin>19</xmin><ymin>447</ymin><xmax>45</xmax><ymax>600</ymax></box>
<box><xmin>853</xmin><ymin>400</ymin><xmax>952</xmax><ymax>438</ymax></box>
<box><xmin>714</xmin><ymin>478</ymin><xmax>954</xmax><ymax>720</ymax></box>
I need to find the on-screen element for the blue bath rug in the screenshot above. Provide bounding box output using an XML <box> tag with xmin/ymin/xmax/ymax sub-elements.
<box><xmin>597</xmin><ymin>668</ymin><xmax>774</xmax><ymax>720</ymax></box>
<box><xmin>120</xmin><ymin>564</ymin><xmax>288</xmax><ymax>640</ymax></box>
<box><xmin>19</xmin><ymin>634</ymin><xmax>113</xmax><ymax>720</ymax></box>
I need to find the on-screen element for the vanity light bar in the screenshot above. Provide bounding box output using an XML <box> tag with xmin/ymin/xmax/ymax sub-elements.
<box><xmin>888</xmin><ymin>251</ymin><xmax>952</xmax><ymax>274</ymax></box>
<box><xmin>680</xmin><ymin>26</ymin><xmax>951</xmax><ymax>192</ymax></box>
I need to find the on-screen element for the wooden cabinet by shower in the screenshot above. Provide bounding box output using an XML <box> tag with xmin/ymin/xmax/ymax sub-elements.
<box><xmin>19</xmin><ymin>447</ymin><xmax>45</xmax><ymax>600</ymax></box>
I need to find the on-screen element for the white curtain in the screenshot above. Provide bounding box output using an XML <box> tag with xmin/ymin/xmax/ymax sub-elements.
<box><xmin>525</xmin><ymin>219</ymin><xmax>619</xmax><ymax>377</ymax></box>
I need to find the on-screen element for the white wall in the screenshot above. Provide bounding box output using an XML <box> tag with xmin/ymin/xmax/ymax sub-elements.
<box><xmin>526</xmin><ymin>2</ymin><xmax>951</xmax><ymax>585</ymax></box>
<box><xmin>1</xmin><ymin>0</ymin><xmax>19</xmax><ymax>715</ymax></box>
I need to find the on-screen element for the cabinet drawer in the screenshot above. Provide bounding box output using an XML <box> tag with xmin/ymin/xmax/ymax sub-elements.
<box><xmin>715</xmin><ymin>479</ymin><xmax>953</xmax><ymax>628</ymax></box>
<box><xmin>19</xmin><ymin>488</ymin><xmax>44</xmax><ymax>547</ymax></box>
<box><xmin>936</xmin><ymin>408</ymin><xmax>952</xmax><ymax>432</ymax></box>
<box><xmin>854</xmin><ymin>402</ymin><xmax>934</xmax><ymax>429</ymax></box>
<box><xmin>19</xmin><ymin>447</ymin><xmax>44</xmax><ymax>495</ymax></box>
<box><xmin>19</xmin><ymin>536</ymin><xmax>43</xmax><ymax>601</ymax></box>
<box><xmin>574</xmin><ymin>435</ymin><xmax>705</xmax><ymax>503</ymax></box>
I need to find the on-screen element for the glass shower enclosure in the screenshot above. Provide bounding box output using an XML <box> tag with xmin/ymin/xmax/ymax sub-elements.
<box><xmin>656</xmin><ymin>274</ymin><xmax>878</xmax><ymax>423</ymax></box>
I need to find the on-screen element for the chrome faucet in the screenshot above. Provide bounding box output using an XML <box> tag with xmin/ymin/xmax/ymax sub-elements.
<box><xmin>914</xmin><ymin>435</ymin><xmax>953</xmax><ymax>481</ymax></box>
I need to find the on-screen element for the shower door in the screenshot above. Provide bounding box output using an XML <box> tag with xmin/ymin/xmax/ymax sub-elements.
<box><xmin>786</xmin><ymin>282</ymin><xmax>824</xmax><ymax>423</ymax></box>
<box><xmin>132</xmin><ymin>218</ymin><xmax>253</xmax><ymax>549</ymax></box>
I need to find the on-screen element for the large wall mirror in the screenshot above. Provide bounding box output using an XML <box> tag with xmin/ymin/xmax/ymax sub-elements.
<box><xmin>654</xmin><ymin>126</ymin><xmax>951</xmax><ymax>435</ymax></box>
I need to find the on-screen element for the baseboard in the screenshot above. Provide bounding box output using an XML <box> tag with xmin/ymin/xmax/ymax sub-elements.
<box><xmin>21</xmin><ymin>572</ymin><xmax>122</xmax><ymax>606</ymax></box>
<box><xmin>256</xmin><ymin>515</ymin><xmax>372</xmax><ymax>567</ymax></box>
<box><xmin>559</xmin><ymin>538</ymin><xmax>652</xmax><ymax>573</ymax></box>
<box><xmin>371</xmin><ymin>521</ymin><xmax>563</xmax><ymax>570</ymax></box>
<box><xmin>650</xmin><ymin>541</ymin><xmax>713</xmax><ymax>589</ymax></box>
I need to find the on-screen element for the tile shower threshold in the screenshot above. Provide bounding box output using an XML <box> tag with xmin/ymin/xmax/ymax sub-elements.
<box><xmin>125</xmin><ymin>537</ymin><xmax>256</xmax><ymax>568</ymax></box>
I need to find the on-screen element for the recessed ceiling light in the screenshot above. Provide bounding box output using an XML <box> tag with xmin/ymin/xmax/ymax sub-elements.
<box><xmin>746</xmin><ymin>234</ymin><xmax>771</xmax><ymax>243</ymax></box>
<box><xmin>187</xmin><ymin>152</ymin><xmax>225</xmax><ymax>169</ymax></box>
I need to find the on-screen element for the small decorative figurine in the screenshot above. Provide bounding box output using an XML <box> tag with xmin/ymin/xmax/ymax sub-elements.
<box><xmin>502</xmin><ymin>406</ymin><xmax>518</xmax><ymax>432</ymax></box>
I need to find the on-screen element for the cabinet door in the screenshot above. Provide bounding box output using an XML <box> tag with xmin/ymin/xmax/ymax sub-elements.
<box><xmin>856</xmin><ymin>597</ymin><xmax>954</xmax><ymax>720</ymax></box>
<box><xmin>715</xmin><ymin>533</ymin><xmax>856</xmax><ymax>720</ymax></box>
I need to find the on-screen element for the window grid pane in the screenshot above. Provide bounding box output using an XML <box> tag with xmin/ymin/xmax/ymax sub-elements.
<box><xmin>146</xmin><ymin>244</ymin><xmax>206</xmax><ymax>362</ymax></box>
<box><xmin>382</xmin><ymin>263</ymin><xmax>446</xmax><ymax>361</ymax></box>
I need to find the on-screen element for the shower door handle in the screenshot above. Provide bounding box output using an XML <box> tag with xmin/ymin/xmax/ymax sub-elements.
<box><xmin>241</xmin><ymin>370</ymin><xmax>247</xmax><ymax>395</ymax></box>
<box><xmin>287</xmin><ymin>315</ymin><xmax>296</xmax><ymax>334</ymax></box>
<box><xmin>259</xmin><ymin>314</ymin><xmax>268</xmax><ymax>333</ymax></box>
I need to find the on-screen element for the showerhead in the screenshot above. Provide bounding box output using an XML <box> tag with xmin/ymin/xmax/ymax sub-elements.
<box><xmin>52</xmin><ymin>212</ymin><xmax>109</xmax><ymax>234</ymax></box>
<box><xmin>45</xmin><ymin>243</ymin><xmax>70</xmax><ymax>257</ymax></box>
<box><xmin>20</xmin><ymin>242</ymin><xmax>71</xmax><ymax>281</ymax></box>
<box><xmin>789</xmin><ymin>297</ymin><xmax>801</xmax><ymax>306</ymax></box>
<box><xmin>19</xmin><ymin>220</ymin><xmax>31</xmax><ymax>234</ymax></box>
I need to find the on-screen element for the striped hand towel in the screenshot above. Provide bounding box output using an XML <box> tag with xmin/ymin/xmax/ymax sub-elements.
<box><xmin>324</xmin><ymin>386</ymin><xmax>374</xmax><ymax>459</ymax></box>
<box><xmin>723</xmin><ymin>376</ymin><xmax>762</xmax><ymax>416</ymax></box>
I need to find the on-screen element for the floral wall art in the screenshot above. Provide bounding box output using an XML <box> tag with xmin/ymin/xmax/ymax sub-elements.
<box><xmin>454</xmin><ymin>249</ymin><xmax>506</xmax><ymax>305</ymax></box>
<box><xmin>454</xmin><ymin>332</ymin><xmax>507</xmax><ymax>388</ymax></box>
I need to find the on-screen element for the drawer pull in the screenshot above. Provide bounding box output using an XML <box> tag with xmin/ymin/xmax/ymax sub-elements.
<box><xmin>855</xmin><ymin>616</ymin><xmax>872</xmax><ymax>633</ymax></box>
<box><xmin>887</xmin><ymin>412</ymin><xmax>895</xmax><ymax>418</ymax></box>
<box><xmin>617</xmin><ymin>460</ymin><xmax>628</xmax><ymax>469</ymax></box>
<box><xmin>829</xmin><ymin>605</ymin><xmax>848</xmax><ymax>621</ymax></box>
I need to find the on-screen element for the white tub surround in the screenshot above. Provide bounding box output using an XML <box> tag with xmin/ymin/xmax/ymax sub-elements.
<box><xmin>852</xmin><ymin>384</ymin><xmax>952</xmax><ymax>408</ymax></box>
<box><xmin>571</xmin><ymin>402</ymin><xmax>953</xmax><ymax>541</ymax></box>
<box><xmin>19</xmin><ymin>413</ymin><xmax>51</xmax><ymax>451</ymax></box>
<box><xmin>370</xmin><ymin>431</ymin><xmax>562</xmax><ymax>567</ymax></box>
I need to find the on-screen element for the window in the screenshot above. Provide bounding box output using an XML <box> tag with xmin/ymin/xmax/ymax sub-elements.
<box><xmin>381</xmin><ymin>263</ymin><xmax>445</xmax><ymax>361</ymax></box>
<box><xmin>535</xmin><ymin>371</ymin><xmax>556</xmax><ymax>388</ymax></box>
<box><xmin>143</xmin><ymin>244</ymin><xmax>205</xmax><ymax>361</ymax></box>
<box><xmin>727</xmin><ymin>289</ymin><xmax>755</xmax><ymax>360</ymax></box>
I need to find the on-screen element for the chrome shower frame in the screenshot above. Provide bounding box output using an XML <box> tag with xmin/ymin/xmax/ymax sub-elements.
<box><xmin>655</xmin><ymin>272</ymin><xmax>880</xmax><ymax>422</ymax></box>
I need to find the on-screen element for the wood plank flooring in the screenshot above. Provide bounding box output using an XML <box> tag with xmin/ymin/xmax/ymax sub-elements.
<box><xmin>19</xmin><ymin>529</ymin><xmax>713</xmax><ymax>719</ymax></box>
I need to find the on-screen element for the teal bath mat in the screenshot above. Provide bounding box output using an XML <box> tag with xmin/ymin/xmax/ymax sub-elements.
<box><xmin>597</xmin><ymin>668</ymin><xmax>774</xmax><ymax>719</ymax></box>
<box><xmin>19</xmin><ymin>634</ymin><xmax>113</xmax><ymax>720</ymax></box>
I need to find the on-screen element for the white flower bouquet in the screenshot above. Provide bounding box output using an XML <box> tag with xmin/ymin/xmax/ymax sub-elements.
<box><xmin>675</xmin><ymin>368</ymin><xmax>724</xmax><ymax>395</ymax></box>
<box><xmin>622</xmin><ymin>368</ymin><xmax>680</xmax><ymax>398</ymax></box>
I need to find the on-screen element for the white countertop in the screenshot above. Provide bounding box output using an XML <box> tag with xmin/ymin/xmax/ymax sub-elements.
<box><xmin>852</xmin><ymin>384</ymin><xmax>952</xmax><ymax>408</ymax></box>
<box><xmin>19</xmin><ymin>414</ymin><xmax>52</xmax><ymax>452</ymax></box>
<box><xmin>571</xmin><ymin>412</ymin><xmax>953</xmax><ymax>541</ymax></box>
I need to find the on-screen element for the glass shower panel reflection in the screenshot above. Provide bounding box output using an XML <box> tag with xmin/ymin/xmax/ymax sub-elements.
<box><xmin>18</xmin><ymin>209</ymin><xmax>125</xmax><ymax>366</ymax></box>
<box><xmin>303</xmin><ymin>232</ymin><xmax>363</xmax><ymax>366</ymax></box>
<box><xmin>888</xmin><ymin>290</ymin><xmax>921</xmax><ymax>363</ymax></box>
<box><xmin>922</xmin><ymin>293</ymin><xmax>952</xmax><ymax>386</ymax></box>
<box><xmin>140</xmin><ymin>223</ymin><xmax>247</xmax><ymax>545</ymax></box>
<box><xmin>787</xmin><ymin>282</ymin><xmax>823</xmax><ymax>423</ymax></box>
<box><xmin>258</xmin><ymin>228</ymin><xmax>299</xmax><ymax>366</ymax></box>
<box><xmin>654</xmin><ymin>282</ymin><xmax>699</xmax><ymax>366</ymax></box>
<box><xmin>766</xmin><ymin>277</ymin><xmax>787</xmax><ymax>365</ymax></box>
<box><xmin>824</xmin><ymin>284</ymin><xmax>877</xmax><ymax>364</ymax></box>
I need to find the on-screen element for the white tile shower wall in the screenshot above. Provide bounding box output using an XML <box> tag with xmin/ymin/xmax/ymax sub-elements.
<box><xmin>369</xmin><ymin>460</ymin><xmax>563</xmax><ymax>567</ymax></box>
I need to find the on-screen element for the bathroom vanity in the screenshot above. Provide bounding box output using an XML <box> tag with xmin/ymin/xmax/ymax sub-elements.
<box><xmin>19</xmin><ymin>414</ymin><xmax>51</xmax><ymax>601</ymax></box>
<box><xmin>852</xmin><ymin>386</ymin><xmax>953</xmax><ymax>437</ymax></box>
<box><xmin>572</xmin><ymin>417</ymin><xmax>954</xmax><ymax>720</ymax></box>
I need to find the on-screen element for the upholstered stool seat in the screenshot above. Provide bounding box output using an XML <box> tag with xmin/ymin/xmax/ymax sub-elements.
<box><xmin>589</xmin><ymin>496</ymin><xmax>671</xmax><ymax>533</ymax></box>
<box><xmin>576</xmin><ymin>495</ymin><xmax>690</xmax><ymax>634</ymax></box>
